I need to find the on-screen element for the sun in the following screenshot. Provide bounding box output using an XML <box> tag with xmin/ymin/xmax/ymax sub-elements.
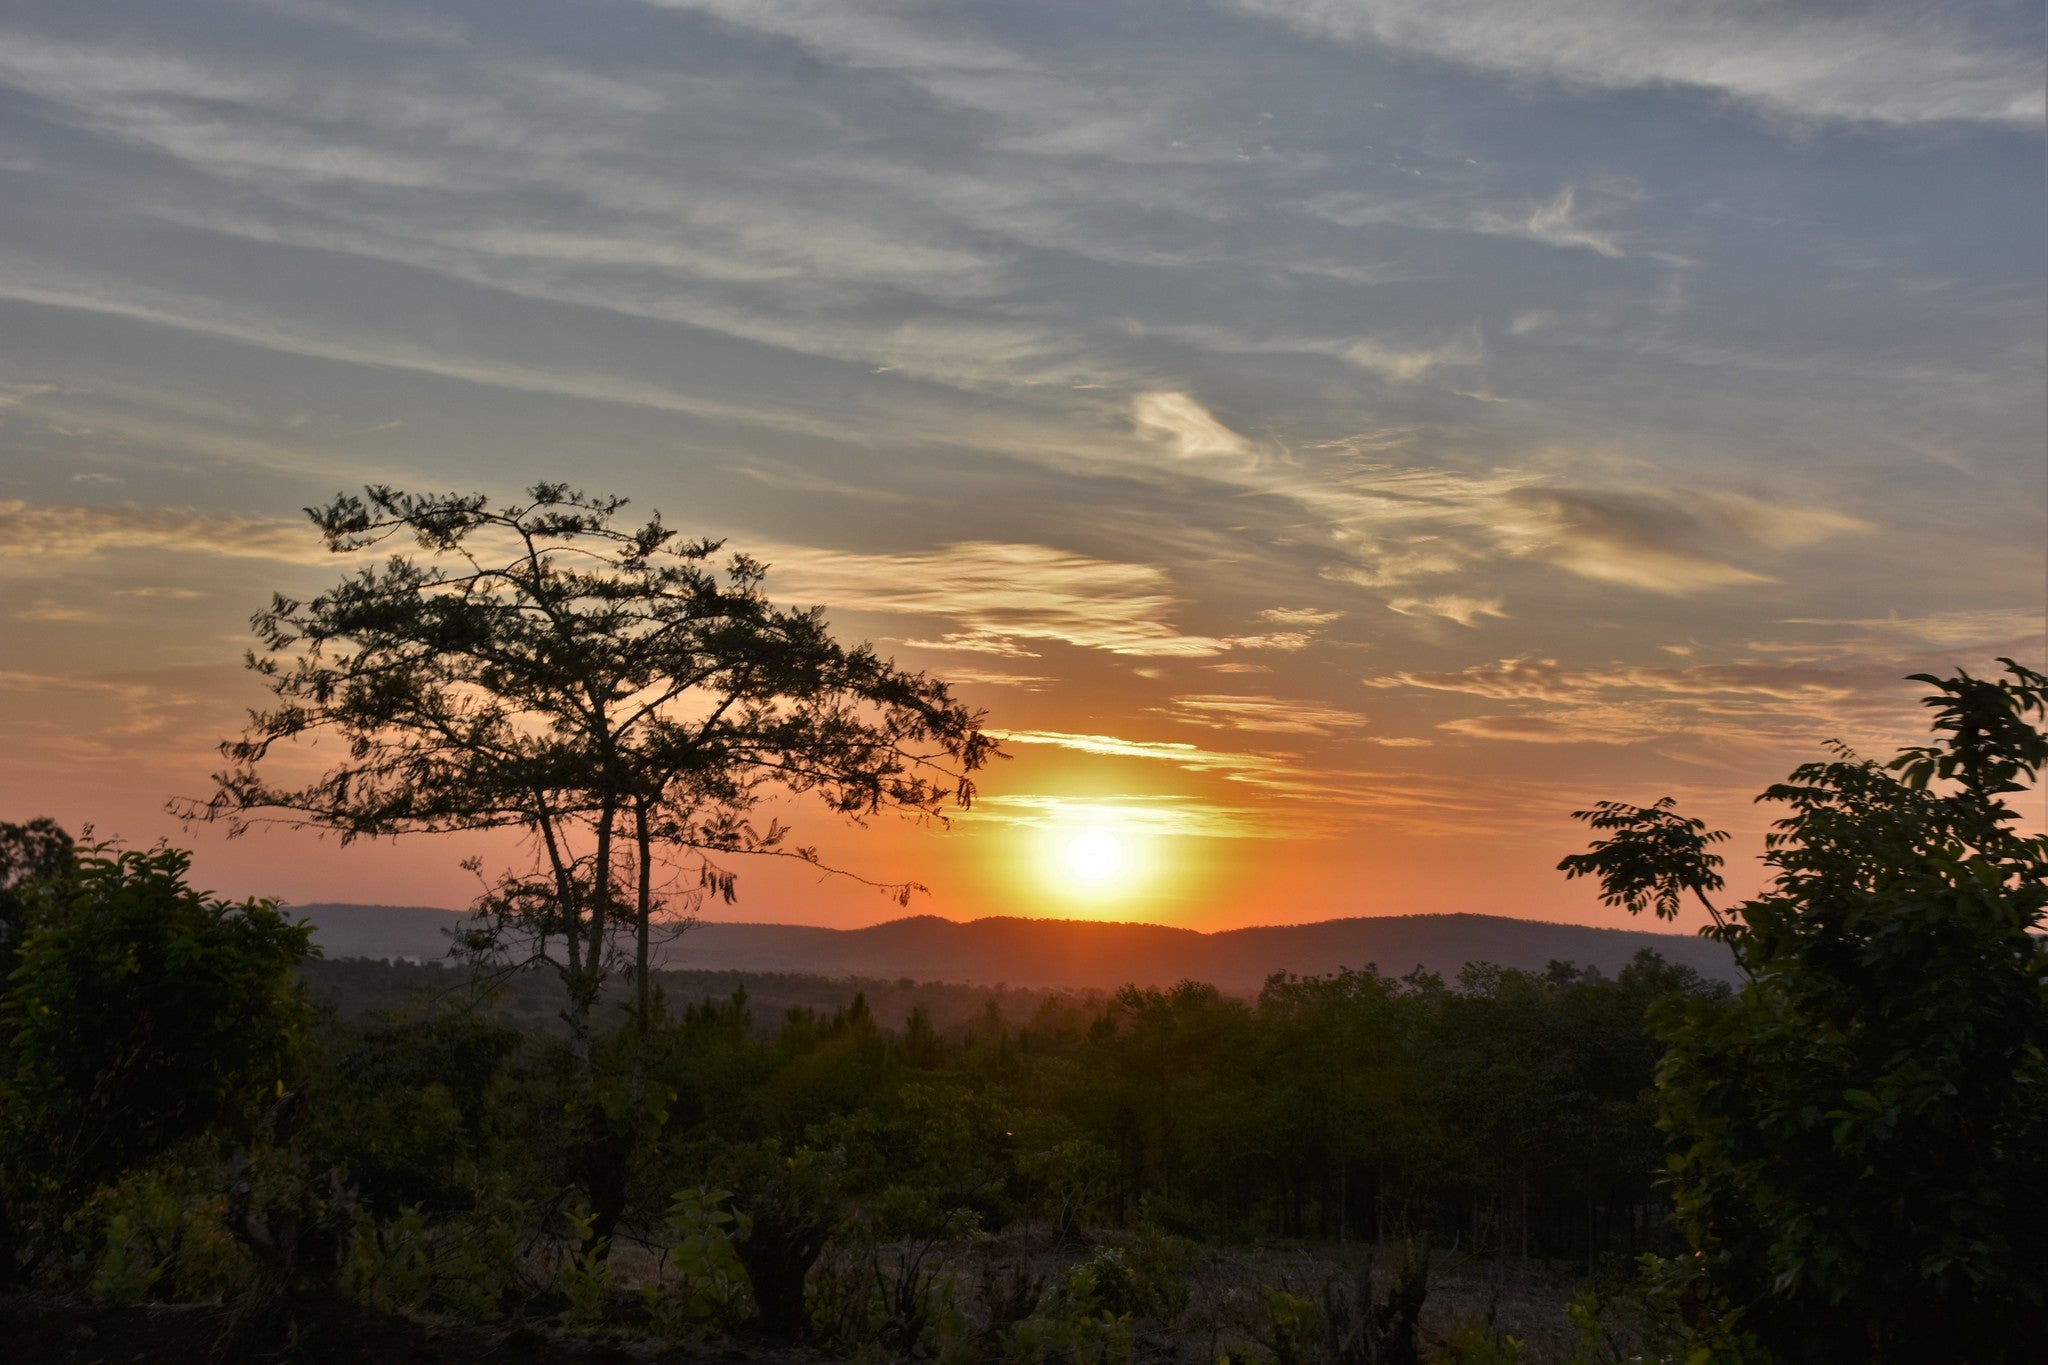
<box><xmin>1059</xmin><ymin>827</ymin><xmax>1131</xmax><ymax>887</ymax></box>
<box><xmin>1034</xmin><ymin>808</ymin><xmax>1154</xmax><ymax>908</ymax></box>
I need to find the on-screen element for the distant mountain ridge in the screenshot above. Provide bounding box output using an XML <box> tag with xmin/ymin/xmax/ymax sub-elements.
<box><xmin>296</xmin><ymin>904</ymin><xmax>1740</xmax><ymax>992</ymax></box>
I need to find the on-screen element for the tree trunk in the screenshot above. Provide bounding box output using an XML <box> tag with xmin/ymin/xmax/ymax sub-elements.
<box><xmin>633</xmin><ymin>799</ymin><xmax>653</xmax><ymax>1037</ymax></box>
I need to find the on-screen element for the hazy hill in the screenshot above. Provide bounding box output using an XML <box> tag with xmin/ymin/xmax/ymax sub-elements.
<box><xmin>297</xmin><ymin>903</ymin><xmax>1740</xmax><ymax>991</ymax></box>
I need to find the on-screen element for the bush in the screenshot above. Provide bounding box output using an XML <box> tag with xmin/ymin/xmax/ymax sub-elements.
<box><xmin>1562</xmin><ymin>661</ymin><xmax>2048</xmax><ymax>1360</ymax></box>
<box><xmin>3</xmin><ymin>845</ymin><xmax>313</xmax><ymax>1199</ymax></box>
<box><xmin>306</xmin><ymin>1013</ymin><xmax>521</xmax><ymax>1217</ymax></box>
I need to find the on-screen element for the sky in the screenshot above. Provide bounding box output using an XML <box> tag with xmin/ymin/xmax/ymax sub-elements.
<box><xmin>0</xmin><ymin>0</ymin><xmax>2042</xmax><ymax>935</ymax></box>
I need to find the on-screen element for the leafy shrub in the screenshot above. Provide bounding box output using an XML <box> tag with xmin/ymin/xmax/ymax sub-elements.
<box><xmin>643</xmin><ymin>1187</ymin><xmax>753</xmax><ymax>1336</ymax></box>
<box><xmin>3</xmin><ymin>845</ymin><xmax>312</xmax><ymax>1198</ymax></box>
<box><xmin>307</xmin><ymin>1014</ymin><xmax>521</xmax><ymax>1217</ymax></box>
<box><xmin>557</xmin><ymin>1211</ymin><xmax>613</xmax><ymax>1329</ymax></box>
<box><xmin>1429</xmin><ymin>1320</ymin><xmax>1525</xmax><ymax>1364</ymax></box>
<box><xmin>83</xmin><ymin>1159</ymin><xmax>251</xmax><ymax>1303</ymax></box>
<box><xmin>341</xmin><ymin>1196</ymin><xmax>522</xmax><ymax>1322</ymax></box>
<box><xmin>722</xmin><ymin>1140</ymin><xmax>846</xmax><ymax>1341</ymax></box>
<box><xmin>1562</xmin><ymin>661</ymin><xmax>2048</xmax><ymax>1359</ymax></box>
<box><xmin>1003</xmin><ymin>1248</ymin><xmax>1139</xmax><ymax>1365</ymax></box>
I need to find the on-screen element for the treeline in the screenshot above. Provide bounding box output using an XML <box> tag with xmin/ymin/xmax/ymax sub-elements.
<box><xmin>303</xmin><ymin>955</ymin><xmax>1112</xmax><ymax>1037</ymax></box>
<box><xmin>310</xmin><ymin>951</ymin><xmax>1710</xmax><ymax>1267</ymax></box>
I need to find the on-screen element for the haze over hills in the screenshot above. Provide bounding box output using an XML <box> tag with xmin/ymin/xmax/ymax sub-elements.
<box><xmin>297</xmin><ymin>904</ymin><xmax>1741</xmax><ymax>993</ymax></box>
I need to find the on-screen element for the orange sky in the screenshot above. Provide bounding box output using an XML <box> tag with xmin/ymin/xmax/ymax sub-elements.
<box><xmin>0</xmin><ymin>2</ymin><xmax>2042</xmax><ymax>937</ymax></box>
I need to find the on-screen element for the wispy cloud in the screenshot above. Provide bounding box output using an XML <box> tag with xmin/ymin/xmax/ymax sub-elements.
<box><xmin>1439</xmin><ymin>713</ymin><xmax>1645</xmax><ymax>745</ymax></box>
<box><xmin>0</xmin><ymin>499</ymin><xmax>324</xmax><ymax>563</ymax></box>
<box><xmin>1261</xmin><ymin>606</ymin><xmax>1344</xmax><ymax>627</ymax></box>
<box><xmin>1495</xmin><ymin>488</ymin><xmax>1768</xmax><ymax>594</ymax></box>
<box><xmin>1387</xmin><ymin>595</ymin><xmax>1506</xmax><ymax>627</ymax></box>
<box><xmin>1160</xmin><ymin>693</ymin><xmax>1374</xmax><ymax>736</ymax></box>
<box><xmin>1772</xmin><ymin>609</ymin><xmax>2046</xmax><ymax>656</ymax></box>
<box><xmin>1131</xmin><ymin>391</ymin><xmax>1256</xmax><ymax>461</ymax></box>
<box><xmin>759</xmin><ymin>540</ymin><xmax>1265</xmax><ymax>657</ymax></box>
<box><xmin>1343</xmin><ymin>328</ymin><xmax>1487</xmax><ymax>379</ymax></box>
<box><xmin>1470</xmin><ymin>184</ymin><xmax>1626</xmax><ymax>259</ymax></box>
<box><xmin>1230</xmin><ymin>0</ymin><xmax>2046</xmax><ymax>126</ymax></box>
<box><xmin>1372</xmin><ymin>656</ymin><xmax>1865</xmax><ymax>703</ymax></box>
<box><xmin>1374</xmin><ymin>649</ymin><xmax>1971</xmax><ymax>758</ymax></box>
<box><xmin>992</xmin><ymin>728</ymin><xmax>1303</xmax><ymax>782</ymax></box>
<box><xmin>971</xmin><ymin>793</ymin><xmax>1277</xmax><ymax>840</ymax></box>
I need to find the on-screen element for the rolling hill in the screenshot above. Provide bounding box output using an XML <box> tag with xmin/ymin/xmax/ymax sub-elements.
<box><xmin>296</xmin><ymin>903</ymin><xmax>1741</xmax><ymax>992</ymax></box>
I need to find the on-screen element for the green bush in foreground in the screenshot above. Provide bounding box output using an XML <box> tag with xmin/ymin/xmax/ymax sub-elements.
<box><xmin>1564</xmin><ymin>661</ymin><xmax>2048</xmax><ymax>1361</ymax></box>
<box><xmin>3</xmin><ymin>845</ymin><xmax>313</xmax><ymax>1200</ymax></box>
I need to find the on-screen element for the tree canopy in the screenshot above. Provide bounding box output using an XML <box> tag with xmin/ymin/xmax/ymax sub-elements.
<box><xmin>185</xmin><ymin>484</ymin><xmax>997</xmax><ymax>1036</ymax></box>
<box><xmin>1561</xmin><ymin>658</ymin><xmax>2048</xmax><ymax>1361</ymax></box>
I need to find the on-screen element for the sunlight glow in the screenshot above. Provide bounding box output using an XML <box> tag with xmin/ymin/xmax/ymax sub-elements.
<box><xmin>1031</xmin><ymin>804</ymin><xmax>1159</xmax><ymax>910</ymax></box>
<box><xmin>1059</xmin><ymin>827</ymin><xmax>1130</xmax><ymax>886</ymax></box>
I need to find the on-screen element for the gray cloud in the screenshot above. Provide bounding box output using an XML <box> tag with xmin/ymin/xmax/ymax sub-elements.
<box><xmin>1230</xmin><ymin>0</ymin><xmax>2045</xmax><ymax>125</ymax></box>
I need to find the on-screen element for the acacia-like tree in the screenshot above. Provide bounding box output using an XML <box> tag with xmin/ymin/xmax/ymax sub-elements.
<box><xmin>1560</xmin><ymin>660</ymin><xmax>2047</xmax><ymax>1361</ymax></box>
<box><xmin>183</xmin><ymin>484</ymin><xmax>997</xmax><ymax>1243</ymax></box>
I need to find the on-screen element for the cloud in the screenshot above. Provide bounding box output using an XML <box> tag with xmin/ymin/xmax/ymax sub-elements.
<box><xmin>919</xmin><ymin>665</ymin><xmax>1052</xmax><ymax>690</ymax></box>
<box><xmin>1387</xmin><ymin>595</ymin><xmax>1506</xmax><ymax>627</ymax></box>
<box><xmin>634</xmin><ymin>0</ymin><xmax>1023</xmax><ymax>78</ymax></box>
<box><xmin>970</xmin><ymin>793</ymin><xmax>1276</xmax><ymax>840</ymax></box>
<box><xmin>0</xmin><ymin>664</ymin><xmax>251</xmax><ymax>765</ymax></box>
<box><xmin>1495</xmin><ymin>486</ymin><xmax>1875</xmax><ymax>595</ymax></box>
<box><xmin>1374</xmin><ymin>649</ymin><xmax>1965</xmax><ymax>759</ymax></box>
<box><xmin>1343</xmin><ymin>328</ymin><xmax>1487</xmax><ymax>379</ymax></box>
<box><xmin>758</xmin><ymin>540</ymin><xmax>1245</xmax><ymax>656</ymax></box>
<box><xmin>1131</xmin><ymin>391</ymin><xmax>1255</xmax><ymax>461</ymax></box>
<box><xmin>1228</xmin><ymin>0</ymin><xmax>2046</xmax><ymax>126</ymax></box>
<box><xmin>988</xmin><ymin>730</ymin><xmax>1474</xmax><ymax>836</ymax></box>
<box><xmin>13</xmin><ymin>599</ymin><xmax>100</xmax><ymax>623</ymax></box>
<box><xmin>1773</xmin><ymin>609</ymin><xmax>2046</xmax><ymax>654</ymax></box>
<box><xmin>764</xmin><ymin>538</ymin><xmax>1359</xmax><ymax>660</ymax></box>
<box><xmin>1226</xmin><ymin>630</ymin><xmax>1315</xmax><ymax>652</ymax></box>
<box><xmin>0</xmin><ymin>383</ymin><xmax>57</xmax><ymax>409</ymax></box>
<box><xmin>1696</xmin><ymin>492</ymin><xmax>1874</xmax><ymax>550</ymax></box>
<box><xmin>1262</xmin><ymin>606</ymin><xmax>1344</xmax><ymax>627</ymax></box>
<box><xmin>992</xmin><ymin>728</ymin><xmax>1301</xmax><ymax>780</ymax></box>
<box><xmin>1281</xmin><ymin>464</ymin><xmax>1866</xmax><ymax>600</ymax></box>
<box><xmin>900</xmin><ymin>631</ymin><xmax>1045</xmax><ymax>659</ymax></box>
<box><xmin>0</xmin><ymin>264</ymin><xmax>875</xmax><ymax>446</ymax></box>
<box><xmin>1497</xmin><ymin>487</ymin><xmax>1772</xmax><ymax>594</ymax></box>
<box><xmin>1161</xmin><ymin>694</ymin><xmax>1374</xmax><ymax>736</ymax></box>
<box><xmin>0</xmin><ymin>499</ymin><xmax>326</xmax><ymax>564</ymax></box>
<box><xmin>238</xmin><ymin>0</ymin><xmax>467</xmax><ymax>46</ymax></box>
<box><xmin>1372</xmin><ymin>656</ymin><xmax>1865</xmax><ymax>702</ymax></box>
<box><xmin>1470</xmin><ymin>184</ymin><xmax>1626</xmax><ymax>258</ymax></box>
<box><xmin>1438</xmin><ymin>713</ymin><xmax>1646</xmax><ymax>745</ymax></box>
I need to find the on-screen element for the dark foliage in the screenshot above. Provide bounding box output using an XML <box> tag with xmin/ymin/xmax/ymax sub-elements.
<box><xmin>3</xmin><ymin>845</ymin><xmax>313</xmax><ymax>1198</ymax></box>
<box><xmin>1562</xmin><ymin>658</ymin><xmax>2048</xmax><ymax>1361</ymax></box>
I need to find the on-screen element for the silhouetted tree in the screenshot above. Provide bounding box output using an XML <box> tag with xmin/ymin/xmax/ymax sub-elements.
<box><xmin>182</xmin><ymin>483</ymin><xmax>997</xmax><ymax>1247</ymax></box>
<box><xmin>1561</xmin><ymin>659</ymin><xmax>2048</xmax><ymax>1361</ymax></box>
